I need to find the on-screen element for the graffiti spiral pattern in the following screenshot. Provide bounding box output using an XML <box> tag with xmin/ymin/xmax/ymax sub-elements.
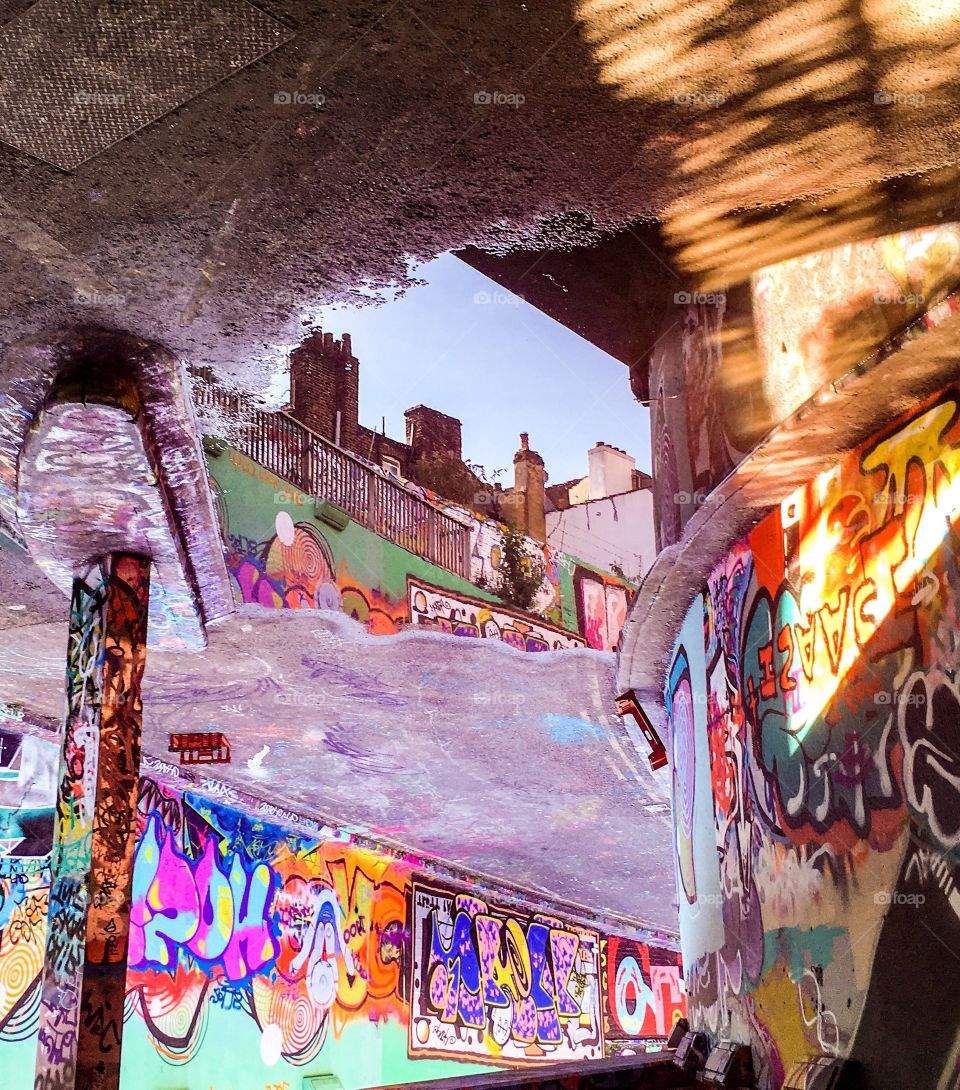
<box><xmin>253</xmin><ymin>978</ymin><xmax>327</xmax><ymax>1064</ymax></box>
<box><xmin>134</xmin><ymin>972</ymin><xmax>211</xmax><ymax>1063</ymax></box>
<box><xmin>276</xmin><ymin>526</ymin><xmax>332</xmax><ymax>585</ymax></box>
<box><xmin>0</xmin><ymin>934</ymin><xmax>43</xmax><ymax>1023</ymax></box>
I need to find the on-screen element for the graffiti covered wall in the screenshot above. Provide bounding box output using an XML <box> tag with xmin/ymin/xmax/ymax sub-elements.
<box><xmin>602</xmin><ymin>938</ymin><xmax>684</xmax><ymax>1052</ymax></box>
<box><xmin>122</xmin><ymin>778</ymin><xmax>421</xmax><ymax>1089</ymax></box>
<box><xmin>409</xmin><ymin>882</ymin><xmax>603</xmax><ymax>1065</ymax></box>
<box><xmin>662</xmin><ymin>384</ymin><xmax>960</xmax><ymax>1088</ymax></box>
<box><xmin>0</xmin><ymin>730</ymin><xmax>54</xmax><ymax>1090</ymax></box>
<box><xmin>408</xmin><ymin>578</ymin><xmax>585</xmax><ymax>651</ymax></box>
<box><xmin>210</xmin><ymin>447</ymin><xmax>633</xmax><ymax>651</ymax></box>
<box><xmin>572</xmin><ymin>565</ymin><xmax>632</xmax><ymax>653</ymax></box>
<box><xmin>1</xmin><ymin>726</ymin><xmax>684</xmax><ymax>1089</ymax></box>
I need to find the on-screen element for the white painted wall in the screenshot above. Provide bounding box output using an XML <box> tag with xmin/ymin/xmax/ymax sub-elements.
<box><xmin>588</xmin><ymin>443</ymin><xmax>635</xmax><ymax>499</ymax></box>
<box><xmin>546</xmin><ymin>487</ymin><xmax>656</xmax><ymax>583</ymax></box>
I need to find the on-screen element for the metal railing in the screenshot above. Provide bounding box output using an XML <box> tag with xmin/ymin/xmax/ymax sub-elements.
<box><xmin>194</xmin><ymin>385</ymin><xmax>471</xmax><ymax>578</ymax></box>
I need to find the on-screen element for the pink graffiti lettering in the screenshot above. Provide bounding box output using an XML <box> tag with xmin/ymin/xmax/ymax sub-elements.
<box><xmin>129</xmin><ymin>814</ymin><xmax>278</xmax><ymax>981</ymax></box>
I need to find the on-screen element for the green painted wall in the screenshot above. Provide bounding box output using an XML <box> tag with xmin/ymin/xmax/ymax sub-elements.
<box><xmin>209</xmin><ymin>446</ymin><xmax>634</xmax><ymax>651</ymax></box>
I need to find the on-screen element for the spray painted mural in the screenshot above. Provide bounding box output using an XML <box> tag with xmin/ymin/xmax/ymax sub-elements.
<box><xmin>214</xmin><ymin>451</ymin><xmax>411</xmax><ymax>635</ymax></box>
<box><xmin>0</xmin><ymin>727</ymin><xmax>684</xmax><ymax>1088</ymax></box>
<box><xmin>0</xmin><ymin>730</ymin><xmax>55</xmax><ymax>1090</ymax></box>
<box><xmin>409</xmin><ymin>883</ymin><xmax>603</xmax><ymax>1065</ymax></box>
<box><xmin>573</xmin><ymin>566</ymin><xmax>632</xmax><ymax>652</ymax></box>
<box><xmin>601</xmin><ymin>938</ymin><xmax>684</xmax><ymax>1050</ymax></box>
<box><xmin>210</xmin><ymin>447</ymin><xmax>629</xmax><ymax>650</ymax></box>
<box><xmin>125</xmin><ymin>776</ymin><xmax>413</xmax><ymax>1082</ymax></box>
<box><xmin>664</xmin><ymin>384</ymin><xmax>960</xmax><ymax>1089</ymax></box>
<box><xmin>408</xmin><ymin>579</ymin><xmax>585</xmax><ymax>651</ymax></box>
<box><xmin>462</xmin><ymin>514</ymin><xmax>565</xmax><ymax>627</ymax></box>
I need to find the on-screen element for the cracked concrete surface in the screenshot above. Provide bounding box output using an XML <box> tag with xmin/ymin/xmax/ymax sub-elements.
<box><xmin>0</xmin><ymin>1</ymin><xmax>959</xmax><ymax>394</ymax></box>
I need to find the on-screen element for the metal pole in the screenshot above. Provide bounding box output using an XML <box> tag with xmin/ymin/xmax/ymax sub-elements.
<box><xmin>35</xmin><ymin>553</ymin><xmax>151</xmax><ymax>1090</ymax></box>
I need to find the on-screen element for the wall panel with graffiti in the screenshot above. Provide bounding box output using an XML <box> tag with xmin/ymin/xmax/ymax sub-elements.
<box><xmin>601</xmin><ymin>938</ymin><xmax>684</xmax><ymax>1052</ymax></box>
<box><xmin>409</xmin><ymin>883</ymin><xmax>603</xmax><ymax>1066</ymax></box>
<box><xmin>122</xmin><ymin>777</ymin><xmax>417</xmax><ymax>1087</ymax></box>
<box><xmin>663</xmin><ymin>383</ymin><xmax>960</xmax><ymax>1089</ymax></box>
<box><xmin>210</xmin><ymin>447</ymin><xmax>632</xmax><ymax>651</ymax></box>
<box><xmin>408</xmin><ymin>579</ymin><xmax>585</xmax><ymax>651</ymax></box>
<box><xmin>0</xmin><ymin>730</ymin><xmax>55</xmax><ymax>1089</ymax></box>
<box><xmin>572</xmin><ymin>566</ymin><xmax>633</xmax><ymax>652</ymax></box>
<box><xmin>1</xmin><ymin>728</ymin><xmax>684</xmax><ymax>1089</ymax></box>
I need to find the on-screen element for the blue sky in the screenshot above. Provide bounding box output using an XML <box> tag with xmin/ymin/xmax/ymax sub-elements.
<box><xmin>284</xmin><ymin>252</ymin><xmax>650</xmax><ymax>484</ymax></box>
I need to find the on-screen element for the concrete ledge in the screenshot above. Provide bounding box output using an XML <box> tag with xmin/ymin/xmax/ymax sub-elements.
<box><xmin>381</xmin><ymin>1051</ymin><xmax>693</xmax><ymax>1090</ymax></box>
<box><xmin>1</xmin><ymin>325</ymin><xmax>233</xmax><ymax>650</ymax></box>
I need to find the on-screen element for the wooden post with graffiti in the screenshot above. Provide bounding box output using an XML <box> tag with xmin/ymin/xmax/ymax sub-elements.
<box><xmin>35</xmin><ymin>554</ymin><xmax>151</xmax><ymax>1090</ymax></box>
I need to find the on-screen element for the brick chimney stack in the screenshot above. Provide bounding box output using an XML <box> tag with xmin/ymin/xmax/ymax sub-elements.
<box><xmin>512</xmin><ymin>432</ymin><xmax>546</xmax><ymax>541</ymax></box>
<box><xmin>404</xmin><ymin>405</ymin><xmax>463</xmax><ymax>462</ymax></box>
<box><xmin>289</xmin><ymin>329</ymin><xmax>360</xmax><ymax>452</ymax></box>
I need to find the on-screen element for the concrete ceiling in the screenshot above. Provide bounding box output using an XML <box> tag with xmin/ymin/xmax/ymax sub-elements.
<box><xmin>1</xmin><ymin>1</ymin><xmax>960</xmax><ymax>393</ymax></box>
<box><xmin>0</xmin><ymin>603</ymin><xmax>677</xmax><ymax>929</ymax></box>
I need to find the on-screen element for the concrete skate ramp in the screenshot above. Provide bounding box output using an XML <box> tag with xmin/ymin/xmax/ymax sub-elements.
<box><xmin>0</xmin><ymin>603</ymin><xmax>677</xmax><ymax>929</ymax></box>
